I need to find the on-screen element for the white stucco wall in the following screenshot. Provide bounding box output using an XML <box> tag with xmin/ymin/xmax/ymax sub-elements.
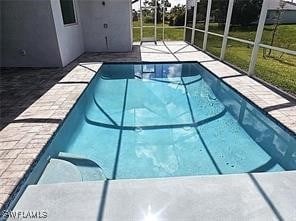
<box><xmin>0</xmin><ymin>0</ymin><xmax>62</xmax><ymax>67</ymax></box>
<box><xmin>50</xmin><ymin>0</ymin><xmax>85</xmax><ymax>67</ymax></box>
<box><xmin>1</xmin><ymin>0</ymin><xmax>132</xmax><ymax>67</ymax></box>
<box><xmin>78</xmin><ymin>0</ymin><xmax>132</xmax><ymax>52</ymax></box>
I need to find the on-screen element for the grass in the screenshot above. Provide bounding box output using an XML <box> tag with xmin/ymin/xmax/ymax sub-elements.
<box><xmin>206</xmin><ymin>24</ymin><xmax>296</xmax><ymax>95</ymax></box>
<box><xmin>223</xmin><ymin>43</ymin><xmax>296</xmax><ymax>95</ymax></box>
<box><xmin>133</xmin><ymin>21</ymin><xmax>296</xmax><ymax>95</ymax></box>
<box><xmin>256</xmin><ymin>50</ymin><xmax>296</xmax><ymax>95</ymax></box>
<box><xmin>133</xmin><ymin>27</ymin><xmax>183</xmax><ymax>41</ymax></box>
<box><xmin>133</xmin><ymin>21</ymin><xmax>183</xmax><ymax>41</ymax></box>
<box><xmin>209</xmin><ymin>23</ymin><xmax>296</xmax><ymax>50</ymax></box>
<box><xmin>194</xmin><ymin>31</ymin><xmax>204</xmax><ymax>48</ymax></box>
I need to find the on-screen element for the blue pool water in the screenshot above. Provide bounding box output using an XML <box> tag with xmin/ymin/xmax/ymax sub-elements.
<box><xmin>38</xmin><ymin>62</ymin><xmax>296</xmax><ymax>181</ymax></box>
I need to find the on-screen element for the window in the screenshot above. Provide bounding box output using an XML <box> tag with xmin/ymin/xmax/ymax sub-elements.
<box><xmin>60</xmin><ymin>0</ymin><xmax>77</xmax><ymax>25</ymax></box>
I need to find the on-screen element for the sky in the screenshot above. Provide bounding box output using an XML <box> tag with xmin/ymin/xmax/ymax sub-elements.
<box><xmin>165</xmin><ymin>0</ymin><xmax>186</xmax><ymax>7</ymax></box>
<box><xmin>133</xmin><ymin>0</ymin><xmax>186</xmax><ymax>11</ymax></box>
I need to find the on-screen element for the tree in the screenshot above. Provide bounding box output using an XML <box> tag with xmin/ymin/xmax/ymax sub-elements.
<box><xmin>143</xmin><ymin>0</ymin><xmax>149</xmax><ymax>7</ymax></box>
<box><xmin>132</xmin><ymin>9</ymin><xmax>139</xmax><ymax>21</ymax></box>
<box><xmin>268</xmin><ymin>0</ymin><xmax>286</xmax><ymax>56</ymax></box>
<box><xmin>231</xmin><ymin>0</ymin><xmax>263</xmax><ymax>26</ymax></box>
<box><xmin>144</xmin><ymin>0</ymin><xmax>171</xmax><ymax>23</ymax></box>
<box><xmin>211</xmin><ymin>0</ymin><xmax>228</xmax><ymax>28</ymax></box>
<box><xmin>168</xmin><ymin>4</ymin><xmax>185</xmax><ymax>26</ymax></box>
<box><xmin>195</xmin><ymin>0</ymin><xmax>208</xmax><ymax>24</ymax></box>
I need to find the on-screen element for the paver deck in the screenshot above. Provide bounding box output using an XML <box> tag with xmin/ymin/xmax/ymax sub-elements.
<box><xmin>0</xmin><ymin>41</ymin><xmax>295</xmax><ymax>218</ymax></box>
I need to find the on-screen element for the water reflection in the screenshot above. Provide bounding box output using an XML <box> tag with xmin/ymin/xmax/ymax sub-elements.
<box><xmin>135</xmin><ymin>144</ymin><xmax>179</xmax><ymax>175</ymax></box>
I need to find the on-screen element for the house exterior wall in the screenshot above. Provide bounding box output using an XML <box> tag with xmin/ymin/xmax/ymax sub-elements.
<box><xmin>0</xmin><ymin>0</ymin><xmax>62</xmax><ymax>67</ymax></box>
<box><xmin>50</xmin><ymin>0</ymin><xmax>85</xmax><ymax>67</ymax></box>
<box><xmin>266</xmin><ymin>10</ymin><xmax>296</xmax><ymax>25</ymax></box>
<box><xmin>78</xmin><ymin>0</ymin><xmax>132</xmax><ymax>52</ymax></box>
<box><xmin>268</xmin><ymin>0</ymin><xmax>296</xmax><ymax>10</ymax></box>
<box><xmin>0</xmin><ymin>0</ymin><xmax>133</xmax><ymax>68</ymax></box>
<box><xmin>266</xmin><ymin>0</ymin><xmax>296</xmax><ymax>24</ymax></box>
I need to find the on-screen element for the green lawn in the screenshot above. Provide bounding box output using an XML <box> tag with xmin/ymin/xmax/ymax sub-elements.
<box><xmin>209</xmin><ymin>23</ymin><xmax>296</xmax><ymax>50</ymax></box>
<box><xmin>206</xmin><ymin>24</ymin><xmax>296</xmax><ymax>95</ymax></box>
<box><xmin>133</xmin><ymin>21</ymin><xmax>183</xmax><ymax>41</ymax></box>
<box><xmin>133</xmin><ymin>21</ymin><xmax>296</xmax><ymax>95</ymax></box>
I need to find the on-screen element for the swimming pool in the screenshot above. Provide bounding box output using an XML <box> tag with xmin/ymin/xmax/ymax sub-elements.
<box><xmin>33</xmin><ymin>62</ymin><xmax>296</xmax><ymax>182</ymax></box>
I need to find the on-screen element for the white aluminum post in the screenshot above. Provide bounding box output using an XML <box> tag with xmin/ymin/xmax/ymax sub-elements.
<box><xmin>202</xmin><ymin>0</ymin><xmax>212</xmax><ymax>50</ymax></box>
<box><xmin>154</xmin><ymin>0</ymin><xmax>157</xmax><ymax>41</ymax></box>
<box><xmin>140</xmin><ymin>0</ymin><xmax>143</xmax><ymax>41</ymax></box>
<box><xmin>220</xmin><ymin>0</ymin><xmax>234</xmax><ymax>60</ymax></box>
<box><xmin>248</xmin><ymin>0</ymin><xmax>269</xmax><ymax>76</ymax></box>
<box><xmin>183</xmin><ymin>1</ymin><xmax>188</xmax><ymax>40</ymax></box>
<box><xmin>191</xmin><ymin>0</ymin><xmax>197</xmax><ymax>44</ymax></box>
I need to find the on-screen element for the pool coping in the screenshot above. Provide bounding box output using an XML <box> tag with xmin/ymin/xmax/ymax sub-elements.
<box><xmin>11</xmin><ymin>171</ymin><xmax>296</xmax><ymax>220</ymax></box>
<box><xmin>0</xmin><ymin>44</ymin><xmax>295</xmax><ymax>211</ymax></box>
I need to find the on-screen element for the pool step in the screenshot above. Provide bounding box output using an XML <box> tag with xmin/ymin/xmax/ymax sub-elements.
<box><xmin>38</xmin><ymin>153</ymin><xmax>106</xmax><ymax>184</ymax></box>
<box><xmin>57</xmin><ymin>152</ymin><xmax>106</xmax><ymax>181</ymax></box>
<box><xmin>38</xmin><ymin>158</ymin><xmax>82</xmax><ymax>184</ymax></box>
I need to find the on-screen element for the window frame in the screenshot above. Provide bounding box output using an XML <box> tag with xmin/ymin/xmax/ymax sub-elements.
<box><xmin>60</xmin><ymin>0</ymin><xmax>78</xmax><ymax>26</ymax></box>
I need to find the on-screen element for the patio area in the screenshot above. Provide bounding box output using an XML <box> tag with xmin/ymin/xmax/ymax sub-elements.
<box><xmin>0</xmin><ymin>41</ymin><xmax>296</xmax><ymax>220</ymax></box>
<box><xmin>1</xmin><ymin>41</ymin><xmax>295</xmax><ymax>131</ymax></box>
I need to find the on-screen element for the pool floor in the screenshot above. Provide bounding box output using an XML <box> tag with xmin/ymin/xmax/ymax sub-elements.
<box><xmin>55</xmin><ymin>63</ymin><xmax>287</xmax><ymax>180</ymax></box>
